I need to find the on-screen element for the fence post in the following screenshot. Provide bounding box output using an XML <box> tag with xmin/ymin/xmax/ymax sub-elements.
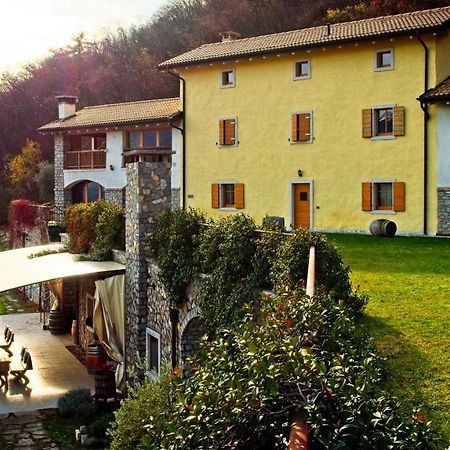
<box><xmin>288</xmin><ymin>246</ymin><xmax>315</xmax><ymax>450</ymax></box>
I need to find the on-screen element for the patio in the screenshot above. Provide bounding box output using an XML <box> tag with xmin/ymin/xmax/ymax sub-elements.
<box><xmin>0</xmin><ymin>313</ymin><xmax>94</xmax><ymax>414</ymax></box>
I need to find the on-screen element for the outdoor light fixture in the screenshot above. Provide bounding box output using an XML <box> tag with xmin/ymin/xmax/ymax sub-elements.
<box><xmin>297</xmin><ymin>169</ymin><xmax>303</xmax><ymax>177</ymax></box>
<box><xmin>110</xmin><ymin>165</ymin><xmax>115</xmax><ymax>171</ymax></box>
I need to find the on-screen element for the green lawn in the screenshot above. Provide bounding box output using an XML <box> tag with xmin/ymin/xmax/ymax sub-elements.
<box><xmin>328</xmin><ymin>233</ymin><xmax>450</xmax><ymax>442</ymax></box>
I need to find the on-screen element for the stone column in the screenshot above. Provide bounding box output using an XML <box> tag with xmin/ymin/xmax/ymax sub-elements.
<box><xmin>125</xmin><ymin>161</ymin><xmax>171</xmax><ymax>370</ymax></box>
<box><xmin>54</xmin><ymin>134</ymin><xmax>65</xmax><ymax>222</ymax></box>
<box><xmin>437</xmin><ymin>187</ymin><xmax>450</xmax><ymax>235</ymax></box>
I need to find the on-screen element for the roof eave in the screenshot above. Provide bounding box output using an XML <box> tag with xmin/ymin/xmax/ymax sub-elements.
<box><xmin>38</xmin><ymin>111</ymin><xmax>183</xmax><ymax>133</ymax></box>
<box><xmin>158</xmin><ymin>24</ymin><xmax>448</xmax><ymax>70</ymax></box>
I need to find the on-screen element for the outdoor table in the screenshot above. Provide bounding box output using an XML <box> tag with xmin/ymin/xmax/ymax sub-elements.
<box><xmin>0</xmin><ymin>356</ymin><xmax>10</xmax><ymax>390</ymax></box>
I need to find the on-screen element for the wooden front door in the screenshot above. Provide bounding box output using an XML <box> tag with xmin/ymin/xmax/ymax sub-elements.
<box><xmin>293</xmin><ymin>184</ymin><xmax>311</xmax><ymax>228</ymax></box>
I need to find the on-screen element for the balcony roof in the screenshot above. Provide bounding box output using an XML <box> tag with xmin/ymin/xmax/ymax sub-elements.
<box><xmin>418</xmin><ymin>76</ymin><xmax>450</xmax><ymax>103</ymax></box>
<box><xmin>39</xmin><ymin>97</ymin><xmax>182</xmax><ymax>133</ymax></box>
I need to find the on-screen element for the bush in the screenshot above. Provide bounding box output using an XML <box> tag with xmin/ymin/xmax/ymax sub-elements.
<box><xmin>87</xmin><ymin>412</ymin><xmax>114</xmax><ymax>440</ymax></box>
<box><xmin>58</xmin><ymin>388</ymin><xmax>92</xmax><ymax>418</ymax></box>
<box><xmin>145</xmin><ymin>291</ymin><xmax>439</xmax><ymax>449</ymax></box>
<box><xmin>147</xmin><ymin>208</ymin><xmax>205</xmax><ymax>308</ymax></box>
<box><xmin>272</xmin><ymin>227</ymin><xmax>367</xmax><ymax>314</ymax></box>
<box><xmin>65</xmin><ymin>200</ymin><xmax>124</xmax><ymax>259</ymax></box>
<box><xmin>198</xmin><ymin>213</ymin><xmax>258</xmax><ymax>330</ymax></box>
<box><xmin>108</xmin><ymin>368</ymin><xmax>174</xmax><ymax>450</ymax></box>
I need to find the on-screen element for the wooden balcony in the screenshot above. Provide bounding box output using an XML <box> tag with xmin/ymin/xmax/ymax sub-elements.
<box><xmin>65</xmin><ymin>150</ymin><xmax>107</xmax><ymax>170</ymax></box>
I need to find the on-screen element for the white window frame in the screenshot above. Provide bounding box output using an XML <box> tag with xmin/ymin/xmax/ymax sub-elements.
<box><xmin>370</xmin><ymin>178</ymin><xmax>396</xmax><ymax>214</ymax></box>
<box><xmin>220</xmin><ymin>69</ymin><xmax>236</xmax><ymax>88</ymax></box>
<box><xmin>290</xmin><ymin>111</ymin><xmax>313</xmax><ymax>144</ymax></box>
<box><xmin>374</xmin><ymin>48</ymin><xmax>394</xmax><ymax>72</ymax></box>
<box><xmin>218</xmin><ymin>181</ymin><xmax>237</xmax><ymax>210</ymax></box>
<box><xmin>146</xmin><ymin>327</ymin><xmax>161</xmax><ymax>379</ymax></box>
<box><xmin>371</xmin><ymin>104</ymin><xmax>396</xmax><ymax>140</ymax></box>
<box><xmin>293</xmin><ymin>60</ymin><xmax>311</xmax><ymax>80</ymax></box>
<box><xmin>217</xmin><ymin>116</ymin><xmax>238</xmax><ymax>147</ymax></box>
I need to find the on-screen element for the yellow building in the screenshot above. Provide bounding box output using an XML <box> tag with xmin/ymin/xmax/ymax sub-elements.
<box><xmin>160</xmin><ymin>7</ymin><xmax>450</xmax><ymax>236</ymax></box>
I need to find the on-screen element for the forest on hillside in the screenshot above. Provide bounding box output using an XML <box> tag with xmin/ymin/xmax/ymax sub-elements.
<box><xmin>0</xmin><ymin>0</ymin><xmax>449</xmax><ymax>220</ymax></box>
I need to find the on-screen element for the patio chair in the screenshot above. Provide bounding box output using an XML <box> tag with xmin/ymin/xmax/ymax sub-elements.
<box><xmin>0</xmin><ymin>328</ymin><xmax>14</xmax><ymax>357</ymax></box>
<box><xmin>10</xmin><ymin>347</ymin><xmax>33</xmax><ymax>386</ymax></box>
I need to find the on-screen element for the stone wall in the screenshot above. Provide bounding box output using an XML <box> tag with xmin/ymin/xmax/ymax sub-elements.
<box><xmin>54</xmin><ymin>134</ymin><xmax>65</xmax><ymax>222</ymax></box>
<box><xmin>105</xmin><ymin>188</ymin><xmax>125</xmax><ymax>208</ymax></box>
<box><xmin>437</xmin><ymin>188</ymin><xmax>450</xmax><ymax>235</ymax></box>
<box><xmin>146</xmin><ymin>261</ymin><xmax>204</xmax><ymax>369</ymax></box>
<box><xmin>125</xmin><ymin>161</ymin><xmax>172</xmax><ymax>369</ymax></box>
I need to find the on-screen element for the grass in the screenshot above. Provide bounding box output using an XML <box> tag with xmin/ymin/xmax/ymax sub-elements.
<box><xmin>328</xmin><ymin>233</ymin><xmax>450</xmax><ymax>442</ymax></box>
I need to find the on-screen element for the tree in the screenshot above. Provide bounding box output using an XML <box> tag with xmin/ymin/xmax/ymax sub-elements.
<box><xmin>8</xmin><ymin>139</ymin><xmax>41</xmax><ymax>200</ymax></box>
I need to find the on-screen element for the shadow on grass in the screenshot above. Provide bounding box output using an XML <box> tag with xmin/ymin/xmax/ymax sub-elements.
<box><xmin>359</xmin><ymin>313</ymin><xmax>449</xmax><ymax>444</ymax></box>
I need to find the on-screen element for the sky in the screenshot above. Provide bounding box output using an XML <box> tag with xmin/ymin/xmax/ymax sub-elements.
<box><xmin>0</xmin><ymin>0</ymin><xmax>168</xmax><ymax>73</ymax></box>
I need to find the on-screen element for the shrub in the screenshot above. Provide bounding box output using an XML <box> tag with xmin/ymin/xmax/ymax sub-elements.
<box><xmin>65</xmin><ymin>200</ymin><xmax>125</xmax><ymax>260</ymax></box>
<box><xmin>75</xmin><ymin>401</ymin><xmax>96</xmax><ymax>423</ymax></box>
<box><xmin>147</xmin><ymin>208</ymin><xmax>205</xmax><ymax>308</ymax></box>
<box><xmin>147</xmin><ymin>291</ymin><xmax>439</xmax><ymax>449</ymax></box>
<box><xmin>58</xmin><ymin>388</ymin><xmax>92</xmax><ymax>418</ymax></box>
<box><xmin>108</xmin><ymin>368</ymin><xmax>174</xmax><ymax>450</ymax></box>
<box><xmin>198</xmin><ymin>213</ymin><xmax>258</xmax><ymax>330</ymax></box>
<box><xmin>87</xmin><ymin>412</ymin><xmax>114</xmax><ymax>440</ymax></box>
<box><xmin>271</xmin><ymin>227</ymin><xmax>367</xmax><ymax>314</ymax></box>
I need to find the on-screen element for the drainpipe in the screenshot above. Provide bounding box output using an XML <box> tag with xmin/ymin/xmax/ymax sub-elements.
<box><xmin>416</xmin><ymin>32</ymin><xmax>429</xmax><ymax>235</ymax></box>
<box><xmin>168</xmin><ymin>69</ymin><xmax>186</xmax><ymax>210</ymax></box>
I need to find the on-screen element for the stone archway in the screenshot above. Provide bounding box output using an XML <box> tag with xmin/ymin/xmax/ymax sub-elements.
<box><xmin>180</xmin><ymin>316</ymin><xmax>206</xmax><ymax>376</ymax></box>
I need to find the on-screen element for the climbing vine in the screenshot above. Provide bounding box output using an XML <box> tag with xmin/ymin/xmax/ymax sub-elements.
<box><xmin>148</xmin><ymin>211</ymin><xmax>366</xmax><ymax>330</ymax></box>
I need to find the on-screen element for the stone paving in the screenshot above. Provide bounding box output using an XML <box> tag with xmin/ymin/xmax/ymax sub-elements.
<box><xmin>0</xmin><ymin>410</ymin><xmax>57</xmax><ymax>449</ymax></box>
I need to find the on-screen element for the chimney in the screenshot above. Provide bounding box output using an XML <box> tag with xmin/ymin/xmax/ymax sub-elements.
<box><xmin>56</xmin><ymin>95</ymin><xmax>78</xmax><ymax>119</ymax></box>
<box><xmin>219</xmin><ymin>31</ymin><xmax>241</xmax><ymax>43</ymax></box>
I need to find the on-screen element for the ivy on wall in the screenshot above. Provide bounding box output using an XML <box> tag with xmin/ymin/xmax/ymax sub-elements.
<box><xmin>147</xmin><ymin>210</ymin><xmax>366</xmax><ymax>331</ymax></box>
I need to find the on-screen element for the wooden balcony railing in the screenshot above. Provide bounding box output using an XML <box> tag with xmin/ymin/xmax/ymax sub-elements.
<box><xmin>65</xmin><ymin>150</ymin><xmax>107</xmax><ymax>170</ymax></box>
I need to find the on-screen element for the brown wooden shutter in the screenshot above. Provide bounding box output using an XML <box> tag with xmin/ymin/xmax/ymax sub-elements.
<box><xmin>211</xmin><ymin>184</ymin><xmax>220</xmax><ymax>208</ymax></box>
<box><xmin>362</xmin><ymin>109</ymin><xmax>373</xmax><ymax>138</ymax></box>
<box><xmin>291</xmin><ymin>114</ymin><xmax>299</xmax><ymax>142</ymax></box>
<box><xmin>235</xmin><ymin>183</ymin><xmax>245</xmax><ymax>209</ymax></box>
<box><xmin>393</xmin><ymin>106</ymin><xmax>405</xmax><ymax>136</ymax></box>
<box><xmin>219</xmin><ymin>120</ymin><xmax>225</xmax><ymax>145</ymax></box>
<box><xmin>362</xmin><ymin>182</ymin><xmax>372</xmax><ymax>211</ymax></box>
<box><xmin>299</xmin><ymin>113</ymin><xmax>311</xmax><ymax>142</ymax></box>
<box><xmin>393</xmin><ymin>182</ymin><xmax>405</xmax><ymax>211</ymax></box>
<box><xmin>224</xmin><ymin>119</ymin><xmax>236</xmax><ymax>145</ymax></box>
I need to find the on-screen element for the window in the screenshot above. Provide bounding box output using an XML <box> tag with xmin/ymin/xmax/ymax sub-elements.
<box><xmin>125</xmin><ymin>128</ymin><xmax>172</xmax><ymax>149</ymax></box>
<box><xmin>362</xmin><ymin>181</ymin><xmax>405</xmax><ymax>212</ymax></box>
<box><xmin>218</xmin><ymin>118</ymin><xmax>237</xmax><ymax>146</ymax></box>
<box><xmin>374</xmin><ymin>49</ymin><xmax>394</xmax><ymax>71</ymax></box>
<box><xmin>72</xmin><ymin>181</ymin><xmax>104</xmax><ymax>204</ymax></box>
<box><xmin>291</xmin><ymin>112</ymin><xmax>313</xmax><ymax>143</ymax></box>
<box><xmin>69</xmin><ymin>134</ymin><xmax>106</xmax><ymax>151</ymax></box>
<box><xmin>220</xmin><ymin>69</ymin><xmax>235</xmax><ymax>88</ymax></box>
<box><xmin>362</xmin><ymin>106</ymin><xmax>405</xmax><ymax>138</ymax></box>
<box><xmin>211</xmin><ymin>183</ymin><xmax>245</xmax><ymax>209</ymax></box>
<box><xmin>375</xmin><ymin>108</ymin><xmax>393</xmax><ymax>136</ymax></box>
<box><xmin>146</xmin><ymin>328</ymin><xmax>161</xmax><ymax>378</ymax></box>
<box><xmin>293</xmin><ymin>60</ymin><xmax>310</xmax><ymax>80</ymax></box>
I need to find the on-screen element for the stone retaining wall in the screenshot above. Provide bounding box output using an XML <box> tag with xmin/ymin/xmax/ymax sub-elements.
<box><xmin>437</xmin><ymin>188</ymin><xmax>450</xmax><ymax>235</ymax></box>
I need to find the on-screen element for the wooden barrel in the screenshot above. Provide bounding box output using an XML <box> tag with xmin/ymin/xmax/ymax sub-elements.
<box><xmin>94</xmin><ymin>370</ymin><xmax>116</xmax><ymax>400</ymax></box>
<box><xmin>48</xmin><ymin>311</ymin><xmax>66</xmax><ymax>334</ymax></box>
<box><xmin>86</xmin><ymin>344</ymin><xmax>107</xmax><ymax>374</ymax></box>
<box><xmin>369</xmin><ymin>219</ymin><xmax>397</xmax><ymax>237</ymax></box>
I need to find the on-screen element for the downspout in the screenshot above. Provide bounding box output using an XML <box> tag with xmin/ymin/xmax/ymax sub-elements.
<box><xmin>168</xmin><ymin>69</ymin><xmax>186</xmax><ymax>210</ymax></box>
<box><xmin>416</xmin><ymin>32</ymin><xmax>430</xmax><ymax>235</ymax></box>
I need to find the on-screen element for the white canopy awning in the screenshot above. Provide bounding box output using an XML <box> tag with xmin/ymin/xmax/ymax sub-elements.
<box><xmin>0</xmin><ymin>244</ymin><xmax>125</xmax><ymax>292</ymax></box>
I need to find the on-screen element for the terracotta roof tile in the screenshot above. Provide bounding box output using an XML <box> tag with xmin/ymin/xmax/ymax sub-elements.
<box><xmin>39</xmin><ymin>97</ymin><xmax>182</xmax><ymax>132</ymax></box>
<box><xmin>419</xmin><ymin>76</ymin><xmax>450</xmax><ymax>102</ymax></box>
<box><xmin>159</xmin><ymin>6</ymin><xmax>450</xmax><ymax>68</ymax></box>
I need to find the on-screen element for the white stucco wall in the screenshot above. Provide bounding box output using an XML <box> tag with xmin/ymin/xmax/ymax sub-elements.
<box><xmin>438</xmin><ymin>106</ymin><xmax>450</xmax><ymax>187</ymax></box>
<box><xmin>64</xmin><ymin>131</ymin><xmax>126</xmax><ymax>189</ymax></box>
<box><xmin>172</xmin><ymin>126</ymin><xmax>182</xmax><ymax>190</ymax></box>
